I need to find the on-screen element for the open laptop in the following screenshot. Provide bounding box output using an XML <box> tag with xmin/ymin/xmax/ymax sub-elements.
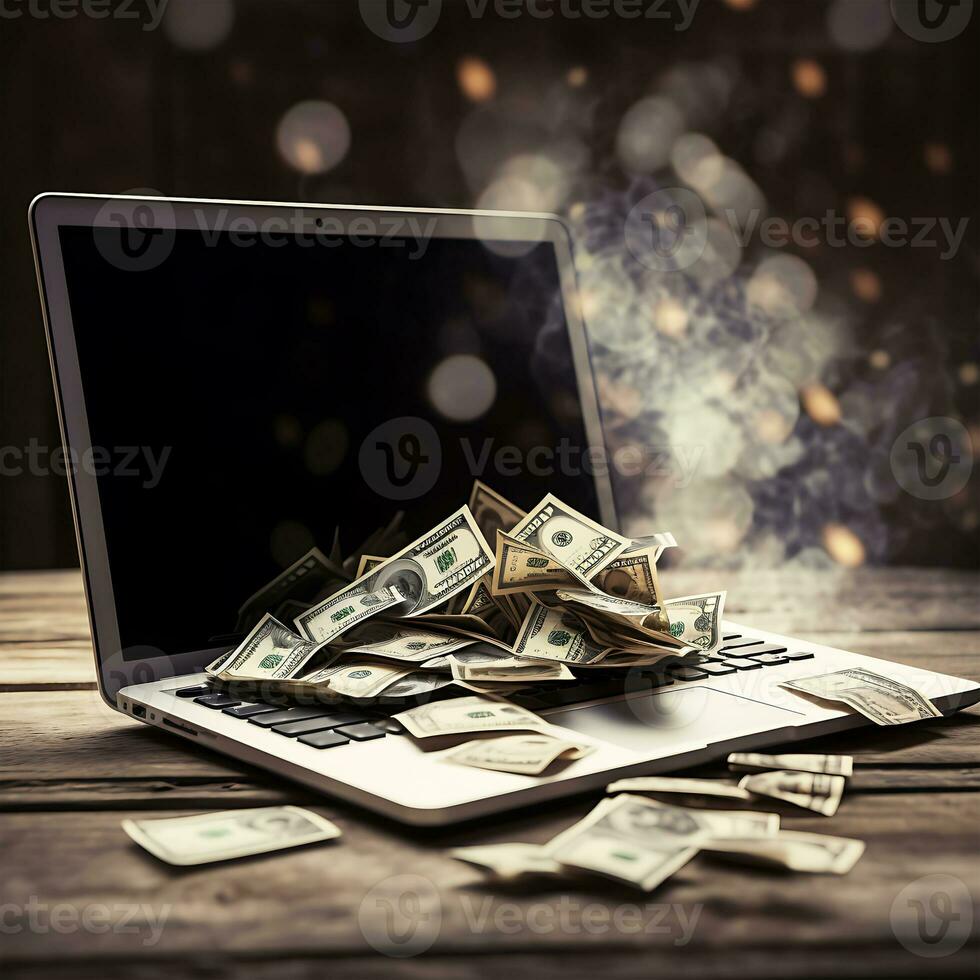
<box><xmin>30</xmin><ymin>193</ymin><xmax>980</xmax><ymax>826</ymax></box>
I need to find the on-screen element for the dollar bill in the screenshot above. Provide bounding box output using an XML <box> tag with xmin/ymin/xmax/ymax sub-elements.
<box><xmin>300</xmin><ymin>662</ymin><xmax>414</xmax><ymax>699</ymax></box>
<box><xmin>607</xmin><ymin>777</ymin><xmax>752</xmax><ymax>801</ymax></box>
<box><xmin>492</xmin><ymin>531</ymin><xmax>580</xmax><ymax>595</ymax></box>
<box><xmin>728</xmin><ymin>752</ymin><xmax>854</xmax><ymax>777</ymax></box>
<box><xmin>207</xmin><ymin>614</ymin><xmax>331</xmax><ymax>680</ymax></box>
<box><xmin>554</xmin><ymin>588</ymin><xmax>670</xmax><ymax>634</ymax></box>
<box><xmin>121</xmin><ymin>806</ymin><xmax>341</xmax><ymax>866</ymax></box>
<box><xmin>544</xmin><ymin>795</ymin><xmax>700</xmax><ymax>891</ymax></box>
<box><xmin>455</xmin><ymin>575</ymin><xmax>510</xmax><ymax>636</ymax></box>
<box><xmin>354</xmin><ymin>554</ymin><xmax>387</xmax><ymax>579</ymax></box>
<box><xmin>296</xmin><ymin>507</ymin><xmax>494</xmax><ymax>641</ymax></box>
<box><xmin>450</xmin><ymin>843</ymin><xmax>562</xmax><ymax>880</ymax></box>
<box><xmin>661</xmin><ymin>592</ymin><xmax>726</xmax><ymax>651</ymax></box>
<box><xmin>235</xmin><ymin>548</ymin><xmax>348</xmax><ymax>633</ymax></box>
<box><xmin>394</xmin><ymin>695</ymin><xmax>549</xmax><ymax>738</ymax></box>
<box><xmin>375</xmin><ymin>672</ymin><xmax>455</xmax><ymax>700</ymax></box>
<box><xmin>445</xmin><ymin>733</ymin><xmax>594</xmax><ymax>775</ymax></box>
<box><xmin>468</xmin><ymin>480</ymin><xmax>526</xmax><ymax>543</ymax></box>
<box><xmin>702</xmin><ymin>830</ymin><xmax>865</xmax><ymax>874</ymax></box>
<box><xmin>509</xmin><ymin>494</ymin><xmax>629</xmax><ymax>583</ymax></box>
<box><xmin>512</xmin><ymin>602</ymin><xmax>615</xmax><ymax>666</ymax></box>
<box><xmin>337</xmin><ymin>622</ymin><xmax>475</xmax><ymax>662</ymax></box>
<box><xmin>739</xmin><ymin>770</ymin><xmax>845</xmax><ymax>817</ymax></box>
<box><xmin>627</xmin><ymin>531</ymin><xmax>678</xmax><ymax>553</ymax></box>
<box><xmin>451</xmin><ymin>657</ymin><xmax>576</xmax><ymax>684</ymax></box>
<box><xmin>782</xmin><ymin>668</ymin><xmax>942</xmax><ymax>725</ymax></box>
<box><xmin>293</xmin><ymin>583</ymin><xmax>408</xmax><ymax>646</ymax></box>
<box><xmin>594</xmin><ymin>548</ymin><xmax>664</xmax><ymax>607</ymax></box>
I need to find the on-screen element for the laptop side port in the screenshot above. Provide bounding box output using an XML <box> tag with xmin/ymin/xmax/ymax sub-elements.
<box><xmin>132</xmin><ymin>704</ymin><xmax>147</xmax><ymax>719</ymax></box>
<box><xmin>162</xmin><ymin>717</ymin><xmax>199</xmax><ymax>737</ymax></box>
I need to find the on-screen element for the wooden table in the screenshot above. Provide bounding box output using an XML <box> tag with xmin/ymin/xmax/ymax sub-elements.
<box><xmin>2</xmin><ymin>567</ymin><xmax>978</xmax><ymax>979</ymax></box>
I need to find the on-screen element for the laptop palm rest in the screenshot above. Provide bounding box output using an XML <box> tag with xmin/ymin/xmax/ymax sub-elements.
<box><xmin>546</xmin><ymin>687</ymin><xmax>805</xmax><ymax>754</ymax></box>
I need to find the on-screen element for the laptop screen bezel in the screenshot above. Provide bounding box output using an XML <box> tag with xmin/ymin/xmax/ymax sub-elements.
<box><xmin>29</xmin><ymin>193</ymin><xmax>617</xmax><ymax>705</ymax></box>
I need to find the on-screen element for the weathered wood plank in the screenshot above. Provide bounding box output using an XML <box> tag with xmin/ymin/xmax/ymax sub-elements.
<box><xmin>0</xmin><ymin>640</ymin><xmax>96</xmax><ymax>690</ymax></box>
<box><xmin>0</xmin><ymin>793</ymin><xmax>976</xmax><ymax>966</ymax></box>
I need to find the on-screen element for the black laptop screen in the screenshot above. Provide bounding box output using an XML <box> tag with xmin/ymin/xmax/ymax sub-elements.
<box><xmin>57</xmin><ymin>223</ymin><xmax>602</xmax><ymax>658</ymax></box>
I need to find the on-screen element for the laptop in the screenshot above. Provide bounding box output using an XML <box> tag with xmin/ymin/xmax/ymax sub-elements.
<box><xmin>30</xmin><ymin>193</ymin><xmax>980</xmax><ymax>826</ymax></box>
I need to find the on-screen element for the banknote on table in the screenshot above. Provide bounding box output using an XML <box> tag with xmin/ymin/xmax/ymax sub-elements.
<box><xmin>728</xmin><ymin>752</ymin><xmax>854</xmax><ymax>777</ymax></box>
<box><xmin>207</xmin><ymin>614</ymin><xmax>333</xmax><ymax>681</ymax></box>
<box><xmin>451</xmin><ymin>842</ymin><xmax>561</xmax><ymax>880</ymax></box>
<box><xmin>702</xmin><ymin>830</ymin><xmax>865</xmax><ymax>874</ymax></box>
<box><xmin>512</xmin><ymin>602</ymin><xmax>615</xmax><ymax>666</ymax></box>
<box><xmin>296</xmin><ymin>506</ymin><xmax>494</xmax><ymax>641</ymax></box>
<box><xmin>739</xmin><ymin>770</ymin><xmax>845</xmax><ymax>816</ymax></box>
<box><xmin>782</xmin><ymin>668</ymin><xmax>942</xmax><ymax>725</ymax></box>
<box><xmin>544</xmin><ymin>795</ymin><xmax>700</xmax><ymax>891</ymax></box>
<box><xmin>445</xmin><ymin>733</ymin><xmax>595</xmax><ymax>775</ymax></box>
<box><xmin>122</xmin><ymin>806</ymin><xmax>341</xmax><ymax>866</ymax></box>
<box><xmin>492</xmin><ymin>531</ymin><xmax>580</xmax><ymax>595</ymax></box>
<box><xmin>451</xmin><ymin>657</ymin><xmax>576</xmax><ymax>684</ymax></box>
<box><xmin>468</xmin><ymin>480</ymin><xmax>526</xmax><ymax>543</ymax></box>
<box><xmin>607</xmin><ymin>777</ymin><xmax>753</xmax><ymax>801</ymax></box>
<box><xmin>394</xmin><ymin>695</ymin><xmax>549</xmax><ymax>738</ymax></box>
<box><xmin>509</xmin><ymin>494</ymin><xmax>630</xmax><ymax>583</ymax></box>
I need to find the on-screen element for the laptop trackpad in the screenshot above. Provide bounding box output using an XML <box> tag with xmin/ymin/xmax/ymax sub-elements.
<box><xmin>546</xmin><ymin>687</ymin><xmax>804</xmax><ymax>754</ymax></box>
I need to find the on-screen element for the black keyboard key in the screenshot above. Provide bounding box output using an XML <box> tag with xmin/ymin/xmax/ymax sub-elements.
<box><xmin>751</xmin><ymin>653</ymin><xmax>790</xmax><ymax>665</ymax></box>
<box><xmin>248</xmin><ymin>707</ymin><xmax>336</xmax><ymax>728</ymax></box>
<box><xmin>668</xmin><ymin>666</ymin><xmax>708</xmax><ymax>681</ymax></box>
<box><xmin>194</xmin><ymin>694</ymin><xmax>241</xmax><ymax>709</ymax></box>
<box><xmin>742</xmin><ymin>644</ymin><xmax>789</xmax><ymax>657</ymax></box>
<box><xmin>176</xmin><ymin>684</ymin><xmax>212</xmax><ymax>698</ymax></box>
<box><xmin>298</xmin><ymin>730</ymin><xmax>350</xmax><ymax>749</ymax></box>
<box><xmin>335</xmin><ymin>722</ymin><xmax>386</xmax><ymax>741</ymax></box>
<box><xmin>223</xmin><ymin>703</ymin><xmax>281</xmax><ymax>718</ymax></box>
<box><xmin>784</xmin><ymin>650</ymin><xmax>815</xmax><ymax>661</ymax></box>
<box><xmin>681</xmin><ymin>655</ymin><xmax>711</xmax><ymax>665</ymax></box>
<box><xmin>722</xmin><ymin>634</ymin><xmax>741</xmax><ymax>641</ymax></box>
<box><xmin>723</xmin><ymin>657</ymin><xmax>763</xmax><ymax>670</ymax></box>
<box><xmin>273</xmin><ymin>717</ymin><xmax>351</xmax><ymax>737</ymax></box>
<box><xmin>719</xmin><ymin>638</ymin><xmax>765</xmax><ymax>651</ymax></box>
<box><xmin>700</xmin><ymin>662</ymin><xmax>737</xmax><ymax>676</ymax></box>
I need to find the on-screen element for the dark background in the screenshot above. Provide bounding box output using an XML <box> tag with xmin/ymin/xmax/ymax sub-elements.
<box><xmin>1</xmin><ymin>0</ymin><xmax>977</xmax><ymax>571</ymax></box>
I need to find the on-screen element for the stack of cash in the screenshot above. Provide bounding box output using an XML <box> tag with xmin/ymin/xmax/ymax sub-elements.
<box><xmin>205</xmin><ymin>481</ymin><xmax>725</xmax><ymax>705</ymax></box>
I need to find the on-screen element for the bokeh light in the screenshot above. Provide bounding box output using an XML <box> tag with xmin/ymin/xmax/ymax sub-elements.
<box><xmin>801</xmin><ymin>383</ymin><xmax>842</xmax><ymax>427</ymax></box>
<box><xmin>616</xmin><ymin>96</ymin><xmax>684</xmax><ymax>174</ymax></box>
<box><xmin>457</xmin><ymin>57</ymin><xmax>497</xmax><ymax>103</ymax></box>
<box><xmin>164</xmin><ymin>0</ymin><xmax>235</xmax><ymax>52</ymax></box>
<box><xmin>276</xmin><ymin>101</ymin><xmax>351</xmax><ymax>175</ymax></box>
<box><xmin>746</xmin><ymin>255</ymin><xmax>819</xmax><ymax>319</ymax></box>
<box><xmin>305</xmin><ymin>419</ymin><xmax>349</xmax><ymax>476</ymax></box>
<box><xmin>850</xmin><ymin>268</ymin><xmax>882</xmax><ymax>303</ymax></box>
<box><xmin>827</xmin><ymin>0</ymin><xmax>892</xmax><ymax>52</ymax></box>
<box><xmin>822</xmin><ymin>523</ymin><xmax>866</xmax><ymax>568</ymax></box>
<box><xmin>792</xmin><ymin>59</ymin><xmax>827</xmax><ymax>99</ymax></box>
<box><xmin>847</xmin><ymin>197</ymin><xmax>885</xmax><ymax>240</ymax></box>
<box><xmin>428</xmin><ymin>355</ymin><xmax>497</xmax><ymax>422</ymax></box>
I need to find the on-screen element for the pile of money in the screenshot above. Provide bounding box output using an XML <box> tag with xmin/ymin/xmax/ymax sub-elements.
<box><xmin>205</xmin><ymin>481</ymin><xmax>725</xmax><ymax>714</ymax></box>
<box><xmin>452</xmin><ymin>790</ymin><xmax>864</xmax><ymax>890</ymax></box>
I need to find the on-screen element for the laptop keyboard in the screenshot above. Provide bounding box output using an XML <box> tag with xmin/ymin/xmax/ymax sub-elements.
<box><xmin>172</xmin><ymin>634</ymin><xmax>815</xmax><ymax>747</ymax></box>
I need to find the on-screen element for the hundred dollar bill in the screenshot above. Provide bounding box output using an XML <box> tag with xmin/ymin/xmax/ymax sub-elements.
<box><xmin>594</xmin><ymin>548</ymin><xmax>664</xmax><ymax>607</ymax></box>
<box><xmin>661</xmin><ymin>592</ymin><xmax>726</xmax><ymax>651</ymax></box>
<box><xmin>468</xmin><ymin>480</ymin><xmax>526</xmax><ymax>543</ymax></box>
<box><xmin>235</xmin><ymin>548</ymin><xmax>348</xmax><ymax>633</ymax></box>
<box><xmin>293</xmin><ymin>583</ymin><xmax>407</xmax><ymax>646</ymax></box>
<box><xmin>512</xmin><ymin>602</ymin><xmax>615</xmax><ymax>666</ymax></box>
<box><xmin>291</xmin><ymin>661</ymin><xmax>414</xmax><ymax>699</ymax></box>
<box><xmin>446</xmin><ymin>733</ymin><xmax>594</xmax><ymax>775</ymax></box>
<box><xmin>451</xmin><ymin>657</ymin><xmax>575</xmax><ymax>684</ymax></box>
<box><xmin>337</xmin><ymin>622</ymin><xmax>475</xmax><ymax>662</ymax></box>
<box><xmin>451</xmin><ymin>842</ymin><xmax>561</xmax><ymax>880</ymax></box>
<box><xmin>627</xmin><ymin>531</ymin><xmax>678</xmax><ymax>553</ymax></box>
<box><xmin>782</xmin><ymin>668</ymin><xmax>942</xmax><ymax>725</ymax></box>
<box><xmin>375</xmin><ymin>672</ymin><xmax>455</xmax><ymax>700</ymax></box>
<box><xmin>509</xmin><ymin>494</ymin><xmax>629</xmax><ymax>583</ymax></box>
<box><xmin>296</xmin><ymin>506</ymin><xmax>494</xmax><ymax>640</ymax></box>
<box><xmin>544</xmin><ymin>795</ymin><xmax>699</xmax><ymax>891</ymax></box>
<box><xmin>739</xmin><ymin>770</ymin><xmax>845</xmax><ymax>817</ymax></box>
<box><xmin>492</xmin><ymin>531</ymin><xmax>580</xmax><ymax>595</ymax></box>
<box><xmin>728</xmin><ymin>752</ymin><xmax>854</xmax><ymax>777</ymax></box>
<box><xmin>122</xmin><ymin>806</ymin><xmax>341</xmax><ymax>866</ymax></box>
<box><xmin>207</xmin><ymin>614</ymin><xmax>331</xmax><ymax>680</ymax></box>
<box><xmin>354</xmin><ymin>554</ymin><xmax>387</xmax><ymax>579</ymax></box>
<box><xmin>607</xmin><ymin>777</ymin><xmax>752</xmax><ymax>801</ymax></box>
<box><xmin>702</xmin><ymin>830</ymin><xmax>865</xmax><ymax>874</ymax></box>
<box><xmin>554</xmin><ymin>588</ymin><xmax>670</xmax><ymax>634</ymax></box>
<box><xmin>394</xmin><ymin>695</ymin><xmax>549</xmax><ymax>738</ymax></box>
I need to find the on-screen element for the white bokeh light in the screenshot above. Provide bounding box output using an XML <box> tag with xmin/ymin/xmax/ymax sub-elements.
<box><xmin>616</xmin><ymin>96</ymin><xmax>685</xmax><ymax>174</ymax></box>
<box><xmin>164</xmin><ymin>0</ymin><xmax>235</xmax><ymax>52</ymax></box>
<box><xmin>276</xmin><ymin>101</ymin><xmax>351</xmax><ymax>175</ymax></box>
<box><xmin>428</xmin><ymin>355</ymin><xmax>497</xmax><ymax>422</ymax></box>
